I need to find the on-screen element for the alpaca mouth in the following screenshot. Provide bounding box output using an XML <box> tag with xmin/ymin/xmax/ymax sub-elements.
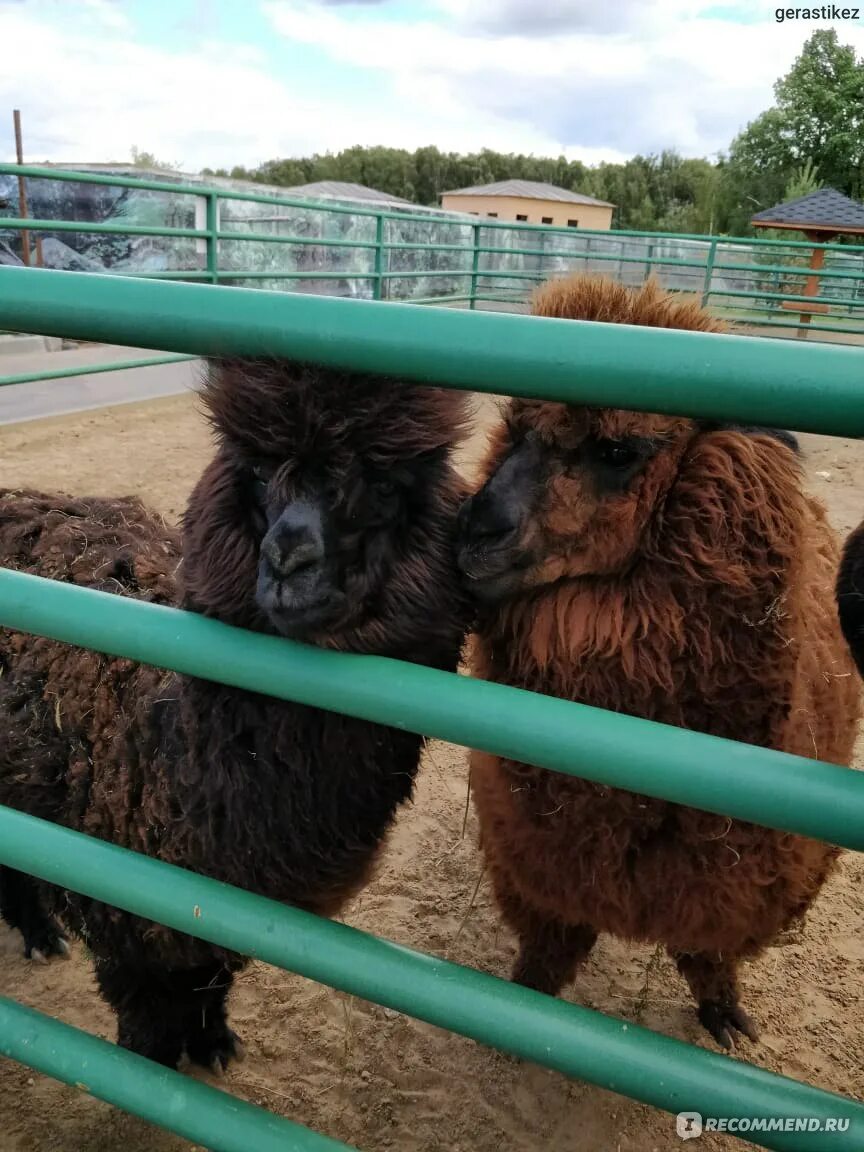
<box><xmin>256</xmin><ymin>569</ymin><xmax>348</xmax><ymax>640</ymax></box>
<box><xmin>457</xmin><ymin>543</ymin><xmax>528</xmax><ymax>601</ymax></box>
<box><xmin>264</xmin><ymin>595</ymin><xmax>345</xmax><ymax>640</ymax></box>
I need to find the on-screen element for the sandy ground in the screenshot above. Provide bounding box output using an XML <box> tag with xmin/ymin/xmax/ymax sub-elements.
<box><xmin>1</xmin><ymin>394</ymin><xmax>863</xmax><ymax>1152</ymax></box>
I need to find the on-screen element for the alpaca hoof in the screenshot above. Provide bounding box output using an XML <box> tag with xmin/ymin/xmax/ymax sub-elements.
<box><xmin>188</xmin><ymin>1026</ymin><xmax>245</xmax><ymax>1074</ymax></box>
<box><xmin>698</xmin><ymin>1000</ymin><xmax>759</xmax><ymax>1049</ymax></box>
<box><xmin>23</xmin><ymin>923</ymin><xmax>70</xmax><ymax>964</ymax></box>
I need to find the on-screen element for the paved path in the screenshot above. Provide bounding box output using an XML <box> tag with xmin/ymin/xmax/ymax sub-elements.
<box><xmin>0</xmin><ymin>345</ymin><xmax>202</xmax><ymax>425</ymax></box>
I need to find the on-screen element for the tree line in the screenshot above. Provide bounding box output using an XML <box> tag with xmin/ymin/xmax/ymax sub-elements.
<box><xmin>194</xmin><ymin>30</ymin><xmax>864</xmax><ymax>238</ymax></box>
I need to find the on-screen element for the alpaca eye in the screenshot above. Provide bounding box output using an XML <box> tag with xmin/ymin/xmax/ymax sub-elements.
<box><xmin>596</xmin><ymin>440</ymin><xmax>639</xmax><ymax>468</ymax></box>
<box><xmin>373</xmin><ymin>478</ymin><xmax>397</xmax><ymax>499</ymax></box>
<box><xmin>248</xmin><ymin>463</ymin><xmax>274</xmax><ymax>505</ymax></box>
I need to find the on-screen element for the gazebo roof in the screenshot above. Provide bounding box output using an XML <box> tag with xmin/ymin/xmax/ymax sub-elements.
<box><xmin>751</xmin><ymin>187</ymin><xmax>864</xmax><ymax>234</ymax></box>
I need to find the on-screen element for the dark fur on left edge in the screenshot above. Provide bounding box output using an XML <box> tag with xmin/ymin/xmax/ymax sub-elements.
<box><xmin>0</xmin><ymin>358</ymin><xmax>470</xmax><ymax>1070</ymax></box>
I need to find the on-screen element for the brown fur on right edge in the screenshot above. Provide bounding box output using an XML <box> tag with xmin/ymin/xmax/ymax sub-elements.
<box><xmin>457</xmin><ymin>275</ymin><xmax>860</xmax><ymax>1049</ymax></box>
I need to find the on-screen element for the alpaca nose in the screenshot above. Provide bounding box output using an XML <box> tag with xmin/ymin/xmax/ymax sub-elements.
<box><xmin>461</xmin><ymin>494</ymin><xmax>521</xmax><ymax>550</ymax></box>
<box><xmin>263</xmin><ymin>535</ymin><xmax>323</xmax><ymax>578</ymax></box>
<box><xmin>261</xmin><ymin>503</ymin><xmax>325</xmax><ymax>580</ymax></box>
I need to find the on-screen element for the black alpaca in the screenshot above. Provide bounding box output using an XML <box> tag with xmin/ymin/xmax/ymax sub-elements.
<box><xmin>0</xmin><ymin>358</ymin><xmax>469</xmax><ymax>1069</ymax></box>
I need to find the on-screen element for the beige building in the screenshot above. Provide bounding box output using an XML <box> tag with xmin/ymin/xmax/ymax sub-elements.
<box><xmin>440</xmin><ymin>179</ymin><xmax>615</xmax><ymax>230</ymax></box>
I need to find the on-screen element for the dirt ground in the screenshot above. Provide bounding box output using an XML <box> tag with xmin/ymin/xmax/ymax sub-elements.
<box><xmin>1</xmin><ymin>394</ymin><xmax>863</xmax><ymax>1152</ymax></box>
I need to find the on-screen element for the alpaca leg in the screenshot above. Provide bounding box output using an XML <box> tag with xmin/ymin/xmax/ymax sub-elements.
<box><xmin>673</xmin><ymin>950</ymin><xmax>759</xmax><ymax>1050</ymax></box>
<box><xmin>496</xmin><ymin>885</ymin><xmax>597</xmax><ymax>996</ymax></box>
<box><xmin>96</xmin><ymin>958</ymin><xmax>242</xmax><ymax>1072</ymax></box>
<box><xmin>0</xmin><ymin>866</ymin><xmax>69</xmax><ymax>963</ymax></box>
<box><xmin>183</xmin><ymin>964</ymin><xmax>245</xmax><ymax>1075</ymax></box>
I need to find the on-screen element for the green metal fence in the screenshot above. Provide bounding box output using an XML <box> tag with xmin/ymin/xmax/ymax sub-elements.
<box><xmin>1</xmin><ymin>266</ymin><xmax>864</xmax><ymax>1151</ymax></box>
<box><xmin>1</xmin><ymin>163</ymin><xmax>863</xmax><ymax>347</ymax></box>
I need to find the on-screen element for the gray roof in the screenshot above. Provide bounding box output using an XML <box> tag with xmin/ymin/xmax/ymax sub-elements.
<box><xmin>751</xmin><ymin>187</ymin><xmax>864</xmax><ymax>231</ymax></box>
<box><xmin>278</xmin><ymin>180</ymin><xmax>414</xmax><ymax>206</ymax></box>
<box><xmin>441</xmin><ymin>179</ymin><xmax>615</xmax><ymax>207</ymax></box>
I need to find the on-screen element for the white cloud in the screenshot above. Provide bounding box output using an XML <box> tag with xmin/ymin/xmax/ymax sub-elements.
<box><xmin>266</xmin><ymin>0</ymin><xmax>864</xmax><ymax>158</ymax></box>
<box><xmin>0</xmin><ymin>1</ymin><xmax>625</xmax><ymax>171</ymax></box>
<box><xmin>2</xmin><ymin>0</ymin><xmax>863</xmax><ymax>175</ymax></box>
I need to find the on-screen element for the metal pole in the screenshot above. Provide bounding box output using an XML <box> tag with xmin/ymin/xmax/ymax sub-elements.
<box><xmin>206</xmin><ymin>191</ymin><xmax>219</xmax><ymax>285</ymax></box>
<box><xmin>372</xmin><ymin>213</ymin><xmax>384</xmax><ymax>301</ymax></box>
<box><xmin>701</xmin><ymin>237</ymin><xmax>717</xmax><ymax>307</ymax></box>
<box><xmin>0</xmin><ymin>808</ymin><xmax>861</xmax><ymax>1152</ymax></box>
<box><xmin>0</xmin><ymin>567</ymin><xmax>863</xmax><ymax>850</ymax></box>
<box><xmin>0</xmin><ymin>998</ymin><xmax>353</xmax><ymax>1152</ymax></box>
<box><xmin>469</xmin><ymin>222</ymin><xmax>480</xmax><ymax>309</ymax></box>
<box><xmin>1</xmin><ymin>266</ymin><xmax>863</xmax><ymax>436</ymax></box>
<box><xmin>0</xmin><ymin>353</ymin><xmax>196</xmax><ymax>389</ymax></box>
<box><xmin>12</xmin><ymin>110</ymin><xmax>31</xmax><ymax>267</ymax></box>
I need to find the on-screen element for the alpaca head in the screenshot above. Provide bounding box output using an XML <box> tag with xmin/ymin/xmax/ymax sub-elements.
<box><xmin>457</xmin><ymin>401</ymin><xmax>697</xmax><ymax>599</ymax></box>
<box><xmin>457</xmin><ymin>275</ymin><xmax>798</xmax><ymax>603</ymax></box>
<box><xmin>181</xmin><ymin>358</ymin><xmax>467</xmax><ymax>642</ymax></box>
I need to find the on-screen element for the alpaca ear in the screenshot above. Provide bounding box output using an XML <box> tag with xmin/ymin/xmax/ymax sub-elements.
<box><xmin>651</xmin><ymin>427</ymin><xmax>804</xmax><ymax>594</ymax></box>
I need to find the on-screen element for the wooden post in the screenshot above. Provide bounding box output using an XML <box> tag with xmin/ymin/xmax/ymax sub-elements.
<box><xmin>796</xmin><ymin>231</ymin><xmax>827</xmax><ymax>341</ymax></box>
<box><xmin>12</xmin><ymin>110</ymin><xmax>32</xmax><ymax>267</ymax></box>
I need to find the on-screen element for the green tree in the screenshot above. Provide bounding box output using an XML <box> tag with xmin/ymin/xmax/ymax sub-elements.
<box><xmin>783</xmin><ymin>157</ymin><xmax>823</xmax><ymax>201</ymax></box>
<box><xmin>719</xmin><ymin>30</ymin><xmax>864</xmax><ymax>234</ymax></box>
<box><xmin>130</xmin><ymin>146</ymin><xmax>181</xmax><ymax>172</ymax></box>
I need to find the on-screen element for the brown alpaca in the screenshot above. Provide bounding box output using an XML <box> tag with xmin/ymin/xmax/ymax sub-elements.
<box><xmin>456</xmin><ymin>275</ymin><xmax>860</xmax><ymax>1049</ymax></box>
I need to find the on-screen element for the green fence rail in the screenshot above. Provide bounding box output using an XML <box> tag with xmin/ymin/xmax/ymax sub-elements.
<box><xmin>1</xmin><ymin>268</ymin><xmax>864</xmax><ymax>1151</ymax></box>
<box><xmin>0</xmin><ymin>351</ymin><xmax>195</xmax><ymax>389</ymax></box>
<box><xmin>2</xmin><ymin>267</ymin><xmax>864</xmax><ymax>436</ymax></box>
<box><xmin>0</xmin><ymin>997</ymin><xmax>352</xmax><ymax>1152</ymax></box>
<box><xmin>2</xmin><ymin>565</ymin><xmax>863</xmax><ymax>849</ymax></box>
<box><xmin>1</xmin><ymin>162</ymin><xmax>863</xmax><ymax>345</ymax></box>
<box><xmin>1</xmin><ymin>807</ymin><xmax>863</xmax><ymax>1152</ymax></box>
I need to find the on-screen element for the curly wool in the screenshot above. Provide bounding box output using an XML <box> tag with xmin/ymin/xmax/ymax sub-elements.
<box><xmin>470</xmin><ymin>276</ymin><xmax>860</xmax><ymax>1025</ymax></box>
<box><xmin>0</xmin><ymin>359</ymin><xmax>470</xmax><ymax>1065</ymax></box>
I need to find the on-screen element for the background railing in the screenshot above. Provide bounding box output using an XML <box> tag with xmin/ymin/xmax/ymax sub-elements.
<box><xmin>1</xmin><ymin>163</ymin><xmax>863</xmax><ymax>342</ymax></box>
<box><xmin>0</xmin><ymin>268</ymin><xmax>864</xmax><ymax>1152</ymax></box>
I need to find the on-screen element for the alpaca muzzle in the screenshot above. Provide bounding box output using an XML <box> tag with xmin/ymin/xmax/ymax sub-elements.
<box><xmin>256</xmin><ymin>502</ymin><xmax>340</xmax><ymax>636</ymax></box>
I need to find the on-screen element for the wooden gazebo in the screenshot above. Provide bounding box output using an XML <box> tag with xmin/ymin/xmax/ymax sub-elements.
<box><xmin>751</xmin><ymin>188</ymin><xmax>864</xmax><ymax>339</ymax></box>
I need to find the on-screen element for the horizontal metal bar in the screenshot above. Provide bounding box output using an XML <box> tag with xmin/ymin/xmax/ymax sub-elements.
<box><xmin>2</xmin><ymin>267</ymin><xmax>863</xmax><ymax>436</ymax></box>
<box><xmin>380</xmin><ymin>269</ymin><xmax>469</xmax><ymax>280</ymax></box>
<box><xmin>0</xmin><ymin>353</ymin><xmax>197</xmax><ymax>389</ymax></box>
<box><xmin>214</xmin><ymin>270</ymin><xmax>378</xmax><ymax>282</ymax></box>
<box><xmin>0</xmin><ymin>217</ymin><xmax>206</xmax><ymax>239</ymax></box>
<box><xmin>708</xmin><ymin>286</ymin><xmax>864</xmax><ymax>310</ymax></box>
<box><xmin>216</xmin><ymin>229</ymin><xmax>378</xmax><ymax>250</ymax></box>
<box><xmin>711</xmin><ymin>260</ymin><xmax>864</xmax><ymax>283</ymax></box>
<box><xmin>0</xmin><ymin>567</ymin><xmax>862</xmax><ymax>849</ymax></box>
<box><xmin>0</xmin><ymin>163</ymin><xmax>383</xmax><ymax>221</ymax></box>
<box><xmin>217</xmin><ymin>270</ymin><xmax>378</xmax><ymax>281</ymax></box>
<box><xmin>734</xmin><ymin>318</ymin><xmax>864</xmax><ymax>337</ymax></box>
<box><xmin>478</xmin><ymin>247</ymin><xmax>710</xmax><ymax>271</ymax></box>
<box><xmin>219</xmin><ymin>195</ymin><xmax>467</xmax><ymax>229</ymax></box>
<box><xmin>0</xmin><ymin>808</ymin><xmax>860</xmax><ymax>1152</ymax></box>
<box><xmin>410</xmin><ymin>294</ymin><xmax>475</xmax><ymax>304</ymax></box>
<box><xmin>0</xmin><ymin>163</ymin><xmax>469</xmax><ymax>229</ymax></box>
<box><xmin>724</xmin><ymin>307</ymin><xmax>862</xmax><ymax>328</ymax></box>
<box><xmin>469</xmin><ymin>216</ymin><xmax>864</xmax><ymax>252</ymax></box>
<box><xmin>0</xmin><ymin>998</ymin><xmax>353</xmax><ymax>1152</ymax></box>
<box><xmin>0</xmin><ymin>162</ymin><xmax>222</xmax><ymax>198</ymax></box>
<box><xmin>4</xmin><ymin>163</ymin><xmax>864</xmax><ymax>254</ymax></box>
<box><xmin>0</xmin><ymin>224</ymin><xmax>456</xmax><ymax>262</ymax></box>
<box><xmin>116</xmin><ymin>269</ymin><xmax>211</xmax><ymax>281</ymax></box>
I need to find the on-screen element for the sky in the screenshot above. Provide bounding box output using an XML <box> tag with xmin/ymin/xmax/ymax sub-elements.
<box><xmin>0</xmin><ymin>0</ymin><xmax>863</xmax><ymax>174</ymax></box>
